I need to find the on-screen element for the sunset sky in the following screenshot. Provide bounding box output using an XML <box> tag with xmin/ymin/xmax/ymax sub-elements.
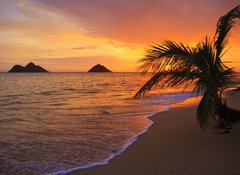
<box><xmin>0</xmin><ymin>0</ymin><xmax>239</xmax><ymax>72</ymax></box>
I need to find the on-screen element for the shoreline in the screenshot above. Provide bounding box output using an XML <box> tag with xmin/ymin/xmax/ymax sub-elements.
<box><xmin>53</xmin><ymin>101</ymin><xmax>171</xmax><ymax>175</ymax></box>
<box><xmin>53</xmin><ymin>95</ymin><xmax>198</xmax><ymax>175</ymax></box>
<box><xmin>52</xmin><ymin>94</ymin><xmax>199</xmax><ymax>175</ymax></box>
<box><xmin>69</xmin><ymin>94</ymin><xmax>240</xmax><ymax>175</ymax></box>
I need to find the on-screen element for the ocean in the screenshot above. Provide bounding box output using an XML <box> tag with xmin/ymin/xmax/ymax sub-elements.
<box><xmin>0</xmin><ymin>73</ymin><xmax>197</xmax><ymax>175</ymax></box>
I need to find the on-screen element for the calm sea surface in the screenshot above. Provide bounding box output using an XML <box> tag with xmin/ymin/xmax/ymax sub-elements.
<box><xmin>0</xmin><ymin>73</ymin><xmax>196</xmax><ymax>175</ymax></box>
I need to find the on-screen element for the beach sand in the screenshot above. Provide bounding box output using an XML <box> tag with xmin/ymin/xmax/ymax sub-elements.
<box><xmin>70</xmin><ymin>94</ymin><xmax>240</xmax><ymax>175</ymax></box>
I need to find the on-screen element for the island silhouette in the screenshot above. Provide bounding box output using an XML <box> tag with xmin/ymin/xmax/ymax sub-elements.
<box><xmin>8</xmin><ymin>62</ymin><xmax>48</xmax><ymax>73</ymax></box>
<box><xmin>88</xmin><ymin>64</ymin><xmax>112</xmax><ymax>72</ymax></box>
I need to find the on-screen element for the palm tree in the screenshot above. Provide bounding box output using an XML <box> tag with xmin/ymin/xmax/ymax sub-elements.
<box><xmin>135</xmin><ymin>5</ymin><xmax>240</xmax><ymax>130</ymax></box>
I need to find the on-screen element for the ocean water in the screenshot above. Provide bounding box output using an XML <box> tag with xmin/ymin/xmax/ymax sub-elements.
<box><xmin>0</xmin><ymin>73</ymin><xmax>197</xmax><ymax>175</ymax></box>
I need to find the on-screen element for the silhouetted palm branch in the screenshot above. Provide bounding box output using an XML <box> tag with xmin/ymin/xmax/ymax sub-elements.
<box><xmin>214</xmin><ymin>5</ymin><xmax>240</xmax><ymax>58</ymax></box>
<box><xmin>138</xmin><ymin>40</ymin><xmax>194</xmax><ymax>73</ymax></box>
<box><xmin>134</xmin><ymin>70</ymin><xmax>198</xmax><ymax>98</ymax></box>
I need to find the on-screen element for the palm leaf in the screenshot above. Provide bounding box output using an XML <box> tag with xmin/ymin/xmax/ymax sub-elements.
<box><xmin>134</xmin><ymin>70</ymin><xmax>198</xmax><ymax>98</ymax></box>
<box><xmin>214</xmin><ymin>5</ymin><xmax>240</xmax><ymax>58</ymax></box>
<box><xmin>138</xmin><ymin>40</ymin><xmax>194</xmax><ymax>74</ymax></box>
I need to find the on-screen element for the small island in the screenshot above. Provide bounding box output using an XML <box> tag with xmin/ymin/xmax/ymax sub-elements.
<box><xmin>8</xmin><ymin>62</ymin><xmax>48</xmax><ymax>73</ymax></box>
<box><xmin>88</xmin><ymin>64</ymin><xmax>112</xmax><ymax>72</ymax></box>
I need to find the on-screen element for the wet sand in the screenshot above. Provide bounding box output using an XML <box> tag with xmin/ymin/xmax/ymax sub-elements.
<box><xmin>70</xmin><ymin>94</ymin><xmax>240</xmax><ymax>175</ymax></box>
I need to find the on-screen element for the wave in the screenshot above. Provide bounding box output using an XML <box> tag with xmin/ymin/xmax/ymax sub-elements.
<box><xmin>50</xmin><ymin>92</ymin><xmax>198</xmax><ymax>175</ymax></box>
<box><xmin>50</xmin><ymin>112</ymin><xmax>159</xmax><ymax>175</ymax></box>
<box><xmin>38</xmin><ymin>91</ymin><xmax>59</xmax><ymax>96</ymax></box>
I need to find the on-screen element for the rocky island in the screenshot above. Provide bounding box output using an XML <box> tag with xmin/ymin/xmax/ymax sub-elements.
<box><xmin>8</xmin><ymin>62</ymin><xmax>48</xmax><ymax>73</ymax></box>
<box><xmin>88</xmin><ymin>64</ymin><xmax>112</xmax><ymax>72</ymax></box>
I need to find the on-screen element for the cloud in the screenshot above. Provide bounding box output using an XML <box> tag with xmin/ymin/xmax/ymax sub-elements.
<box><xmin>33</xmin><ymin>0</ymin><xmax>239</xmax><ymax>43</ymax></box>
<box><xmin>16</xmin><ymin>0</ymin><xmax>25</xmax><ymax>9</ymax></box>
<box><xmin>71</xmin><ymin>45</ymin><xmax>98</xmax><ymax>50</ymax></box>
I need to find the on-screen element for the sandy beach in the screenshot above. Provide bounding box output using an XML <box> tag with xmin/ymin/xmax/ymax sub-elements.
<box><xmin>70</xmin><ymin>93</ymin><xmax>240</xmax><ymax>175</ymax></box>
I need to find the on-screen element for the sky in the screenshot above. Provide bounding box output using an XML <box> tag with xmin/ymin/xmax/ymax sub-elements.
<box><xmin>0</xmin><ymin>0</ymin><xmax>239</xmax><ymax>72</ymax></box>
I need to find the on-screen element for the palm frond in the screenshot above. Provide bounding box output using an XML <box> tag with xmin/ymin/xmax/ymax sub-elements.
<box><xmin>138</xmin><ymin>40</ymin><xmax>194</xmax><ymax>74</ymax></box>
<box><xmin>216</xmin><ymin>68</ymin><xmax>236</xmax><ymax>88</ymax></box>
<box><xmin>214</xmin><ymin>5</ymin><xmax>240</xmax><ymax>58</ymax></box>
<box><xmin>194</xmin><ymin>38</ymin><xmax>236</xmax><ymax>90</ymax></box>
<box><xmin>195</xmin><ymin>37</ymin><xmax>217</xmax><ymax>72</ymax></box>
<box><xmin>134</xmin><ymin>70</ymin><xmax>198</xmax><ymax>98</ymax></box>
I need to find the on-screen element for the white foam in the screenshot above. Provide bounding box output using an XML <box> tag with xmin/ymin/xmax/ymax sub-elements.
<box><xmin>50</xmin><ymin>110</ymin><xmax>165</xmax><ymax>175</ymax></box>
<box><xmin>51</xmin><ymin>92</ymin><xmax>199</xmax><ymax>175</ymax></box>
